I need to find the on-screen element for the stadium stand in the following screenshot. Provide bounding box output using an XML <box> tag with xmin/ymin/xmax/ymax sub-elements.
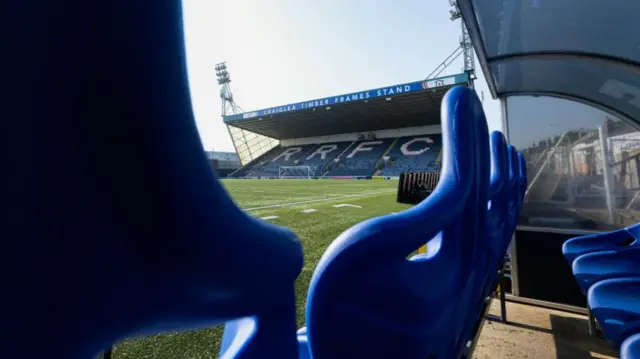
<box><xmin>325</xmin><ymin>139</ymin><xmax>395</xmax><ymax>177</ymax></box>
<box><xmin>246</xmin><ymin>144</ymin><xmax>317</xmax><ymax>178</ymax></box>
<box><xmin>229</xmin><ymin>146</ymin><xmax>281</xmax><ymax>178</ymax></box>
<box><xmin>233</xmin><ymin>141</ymin><xmax>356</xmax><ymax>178</ymax></box>
<box><xmin>224</xmin><ymin>73</ymin><xmax>471</xmax><ymax>179</ymax></box>
<box><xmin>297</xmin><ymin>141</ymin><xmax>352</xmax><ymax>176</ymax></box>
<box><xmin>230</xmin><ymin>136</ymin><xmax>444</xmax><ymax>178</ymax></box>
<box><xmin>377</xmin><ymin>135</ymin><xmax>443</xmax><ymax>176</ymax></box>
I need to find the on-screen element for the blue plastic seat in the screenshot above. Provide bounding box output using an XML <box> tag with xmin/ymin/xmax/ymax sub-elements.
<box><xmin>296</xmin><ymin>130</ymin><xmax>520</xmax><ymax>359</ymax></box>
<box><xmin>517</xmin><ymin>153</ymin><xmax>527</xmax><ymax>215</ymax></box>
<box><xmin>572</xmin><ymin>247</ymin><xmax>640</xmax><ymax>293</ymax></box>
<box><xmin>562</xmin><ymin>222</ymin><xmax>640</xmax><ymax>265</ymax></box>
<box><xmin>622</xmin><ymin>333</ymin><xmax>640</xmax><ymax>359</ymax></box>
<box><xmin>5</xmin><ymin>1</ymin><xmax>303</xmax><ymax>358</ymax></box>
<box><xmin>506</xmin><ymin>146</ymin><xmax>519</xmax><ymax>237</ymax></box>
<box><xmin>588</xmin><ymin>278</ymin><xmax>640</xmax><ymax>347</ymax></box>
<box><xmin>455</xmin><ymin>141</ymin><xmax>526</xmax><ymax>354</ymax></box>
<box><xmin>297</xmin><ymin>86</ymin><xmax>492</xmax><ymax>359</ymax></box>
<box><xmin>454</xmin><ymin>131</ymin><xmax>509</xmax><ymax>352</ymax></box>
<box><xmin>476</xmin><ymin>133</ymin><xmax>509</xmax><ymax>297</ymax></box>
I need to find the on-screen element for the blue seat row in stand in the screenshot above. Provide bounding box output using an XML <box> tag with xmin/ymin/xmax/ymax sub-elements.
<box><xmin>563</xmin><ymin>221</ymin><xmax>640</xmax><ymax>357</ymax></box>
<box><xmin>6</xmin><ymin>1</ymin><xmax>525</xmax><ymax>357</ymax></box>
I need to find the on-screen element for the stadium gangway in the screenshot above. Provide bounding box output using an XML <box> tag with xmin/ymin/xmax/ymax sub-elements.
<box><xmin>5</xmin><ymin>2</ymin><xmax>527</xmax><ymax>359</ymax></box>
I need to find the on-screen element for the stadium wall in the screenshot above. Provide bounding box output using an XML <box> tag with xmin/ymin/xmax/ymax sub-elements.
<box><xmin>280</xmin><ymin>125</ymin><xmax>442</xmax><ymax>147</ymax></box>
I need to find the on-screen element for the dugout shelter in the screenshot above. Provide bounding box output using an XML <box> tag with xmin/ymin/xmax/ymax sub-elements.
<box><xmin>458</xmin><ymin>0</ymin><xmax>640</xmax><ymax>313</ymax></box>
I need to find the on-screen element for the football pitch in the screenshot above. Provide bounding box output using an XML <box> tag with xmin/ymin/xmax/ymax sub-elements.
<box><xmin>113</xmin><ymin>179</ymin><xmax>412</xmax><ymax>359</ymax></box>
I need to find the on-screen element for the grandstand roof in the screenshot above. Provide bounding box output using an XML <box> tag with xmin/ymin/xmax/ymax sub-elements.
<box><xmin>223</xmin><ymin>73</ymin><xmax>470</xmax><ymax>140</ymax></box>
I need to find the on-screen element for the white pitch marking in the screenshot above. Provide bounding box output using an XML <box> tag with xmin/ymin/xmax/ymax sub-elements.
<box><xmin>244</xmin><ymin>189</ymin><xmax>394</xmax><ymax>211</ymax></box>
<box><xmin>260</xmin><ymin>215</ymin><xmax>279</xmax><ymax>220</ymax></box>
<box><xmin>301</xmin><ymin>209</ymin><xmax>317</xmax><ymax>213</ymax></box>
<box><xmin>332</xmin><ymin>204</ymin><xmax>362</xmax><ymax>209</ymax></box>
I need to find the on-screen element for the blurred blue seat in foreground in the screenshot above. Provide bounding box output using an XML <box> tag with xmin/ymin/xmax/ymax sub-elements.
<box><xmin>5</xmin><ymin>1</ymin><xmax>303</xmax><ymax>358</ymax></box>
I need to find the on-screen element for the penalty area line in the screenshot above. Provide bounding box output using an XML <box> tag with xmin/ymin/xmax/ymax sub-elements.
<box><xmin>332</xmin><ymin>204</ymin><xmax>362</xmax><ymax>209</ymax></box>
<box><xmin>244</xmin><ymin>189</ymin><xmax>396</xmax><ymax>212</ymax></box>
<box><xmin>260</xmin><ymin>215</ymin><xmax>279</xmax><ymax>220</ymax></box>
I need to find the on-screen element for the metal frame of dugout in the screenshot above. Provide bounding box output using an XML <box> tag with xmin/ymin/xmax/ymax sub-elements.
<box><xmin>396</xmin><ymin>89</ymin><xmax>640</xmax><ymax>347</ymax></box>
<box><xmin>451</xmin><ymin>0</ymin><xmax>640</xmax><ymax>328</ymax></box>
<box><xmin>497</xmin><ymin>96</ymin><xmax>640</xmax><ymax>346</ymax></box>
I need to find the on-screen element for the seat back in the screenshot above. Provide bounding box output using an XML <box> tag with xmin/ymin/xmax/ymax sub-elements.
<box><xmin>562</xmin><ymin>221</ymin><xmax>640</xmax><ymax>265</ymax></box>
<box><xmin>452</xmin><ymin>131</ymin><xmax>508</xmax><ymax>355</ymax></box>
<box><xmin>517</xmin><ymin>152</ymin><xmax>528</xmax><ymax>217</ymax></box>
<box><xmin>483</xmin><ymin>132</ymin><xmax>510</xmax><ymax>286</ymax></box>
<box><xmin>506</xmin><ymin>145</ymin><xmax>520</xmax><ymax>237</ymax></box>
<box><xmin>5</xmin><ymin>2</ymin><xmax>303</xmax><ymax>358</ymax></box>
<box><xmin>304</xmin><ymin>86</ymin><xmax>491</xmax><ymax>359</ymax></box>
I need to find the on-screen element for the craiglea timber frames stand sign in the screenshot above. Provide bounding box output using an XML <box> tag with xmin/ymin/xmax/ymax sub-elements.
<box><xmin>223</xmin><ymin>73</ymin><xmax>469</xmax><ymax>122</ymax></box>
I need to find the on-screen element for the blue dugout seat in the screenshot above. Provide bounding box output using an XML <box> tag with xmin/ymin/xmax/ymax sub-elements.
<box><xmin>6</xmin><ymin>1</ymin><xmax>304</xmax><ymax>358</ymax></box>
<box><xmin>588</xmin><ymin>278</ymin><xmax>640</xmax><ymax>348</ymax></box>
<box><xmin>572</xmin><ymin>247</ymin><xmax>640</xmax><ymax>293</ymax></box>
<box><xmin>517</xmin><ymin>153</ymin><xmax>527</xmax><ymax>217</ymax></box>
<box><xmin>562</xmin><ymin>216</ymin><xmax>640</xmax><ymax>351</ymax></box>
<box><xmin>454</xmin><ymin>131</ymin><xmax>510</xmax><ymax>354</ymax></box>
<box><xmin>622</xmin><ymin>333</ymin><xmax>640</xmax><ymax>359</ymax></box>
<box><xmin>506</xmin><ymin>146</ymin><xmax>520</xmax><ymax>244</ymax></box>
<box><xmin>562</xmin><ymin>222</ymin><xmax>640</xmax><ymax>265</ymax></box>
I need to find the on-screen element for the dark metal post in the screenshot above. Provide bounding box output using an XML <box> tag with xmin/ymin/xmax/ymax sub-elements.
<box><xmin>588</xmin><ymin>307</ymin><xmax>596</xmax><ymax>337</ymax></box>
<box><xmin>499</xmin><ymin>267</ymin><xmax>508</xmax><ymax>323</ymax></box>
<box><xmin>103</xmin><ymin>348</ymin><xmax>113</xmax><ymax>359</ymax></box>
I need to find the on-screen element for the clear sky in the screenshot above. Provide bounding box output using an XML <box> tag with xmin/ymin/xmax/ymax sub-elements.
<box><xmin>181</xmin><ymin>0</ymin><xmax>612</xmax><ymax>153</ymax></box>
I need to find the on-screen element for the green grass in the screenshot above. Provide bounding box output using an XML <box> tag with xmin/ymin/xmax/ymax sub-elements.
<box><xmin>112</xmin><ymin>179</ymin><xmax>411</xmax><ymax>359</ymax></box>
